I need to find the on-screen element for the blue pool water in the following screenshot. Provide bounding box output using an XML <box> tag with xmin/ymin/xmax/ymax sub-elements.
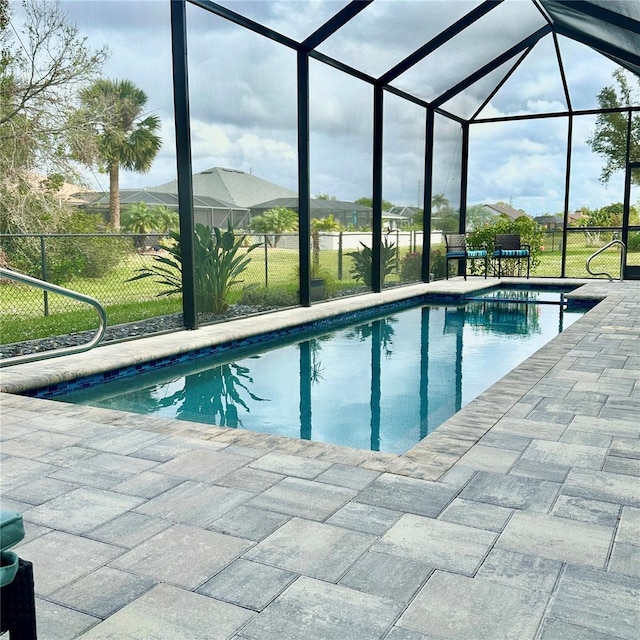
<box><xmin>50</xmin><ymin>290</ymin><xmax>587</xmax><ymax>454</ymax></box>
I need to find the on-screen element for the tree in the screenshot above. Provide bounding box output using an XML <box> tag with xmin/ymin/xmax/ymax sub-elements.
<box><xmin>466</xmin><ymin>204</ymin><xmax>498</xmax><ymax>231</ymax></box>
<box><xmin>248</xmin><ymin>206</ymin><xmax>298</xmax><ymax>247</ymax></box>
<box><xmin>354</xmin><ymin>196</ymin><xmax>394</xmax><ymax>211</ymax></box>
<box><xmin>310</xmin><ymin>215</ymin><xmax>341</xmax><ymax>277</ymax></box>
<box><xmin>575</xmin><ymin>202</ymin><xmax>627</xmax><ymax>246</ymax></box>
<box><xmin>73</xmin><ymin>79</ymin><xmax>162</xmax><ymax>229</ymax></box>
<box><xmin>431</xmin><ymin>193</ymin><xmax>450</xmax><ymax>212</ymax></box>
<box><xmin>1</xmin><ymin>0</ymin><xmax>108</xmax><ymax>236</ymax></box>
<box><xmin>587</xmin><ymin>69</ymin><xmax>640</xmax><ymax>185</ymax></box>
<box><xmin>121</xmin><ymin>202</ymin><xmax>177</xmax><ymax>248</ymax></box>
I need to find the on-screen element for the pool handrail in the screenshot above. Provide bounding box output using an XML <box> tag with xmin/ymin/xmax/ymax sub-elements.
<box><xmin>585</xmin><ymin>240</ymin><xmax>626</xmax><ymax>282</ymax></box>
<box><xmin>0</xmin><ymin>267</ymin><xmax>107</xmax><ymax>368</ymax></box>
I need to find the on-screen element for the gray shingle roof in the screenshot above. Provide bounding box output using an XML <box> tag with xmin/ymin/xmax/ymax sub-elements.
<box><xmin>149</xmin><ymin>167</ymin><xmax>297</xmax><ymax>208</ymax></box>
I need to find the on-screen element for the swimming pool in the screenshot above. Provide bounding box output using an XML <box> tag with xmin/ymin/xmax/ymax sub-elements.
<box><xmin>45</xmin><ymin>288</ymin><xmax>588</xmax><ymax>454</ymax></box>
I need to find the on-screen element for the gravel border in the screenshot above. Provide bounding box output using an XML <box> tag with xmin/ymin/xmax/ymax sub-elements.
<box><xmin>0</xmin><ymin>305</ymin><xmax>266</xmax><ymax>359</ymax></box>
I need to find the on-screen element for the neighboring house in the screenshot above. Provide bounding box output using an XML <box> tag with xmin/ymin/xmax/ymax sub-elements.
<box><xmin>387</xmin><ymin>206</ymin><xmax>419</xmax><ymax>227</ymax></box>
<box><xmin>568</xmin><ymin>209</ymin><xmax>587</xmax><ymax>225</ymax></box>
<box><xmin>534</xmin><ymin>214</ymin><xmax>563</xmax><ymax>229</ymax></box>
<box><xmin>481</xmin><ymin>202</ymin><xmax>530</xmax><ymax>221</ymax></box>
<box><xmin>149</xmin><ymin>167</ymin><xmax>297</xmax><ymax>208</ymax></box>
<box><xmin>74</xmin><ymin>189</ymin><xmax>250</xmax><ymax>229</ymax></box>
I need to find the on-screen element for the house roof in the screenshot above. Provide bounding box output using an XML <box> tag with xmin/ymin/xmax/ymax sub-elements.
<box><xmin>75</xmin><ymin>189</ymin><xmax>249</xmax><ymax>212</ymax></box>
<box><xmin>534</xmin><ymin>214</ymin><xmax>563</xmax><ymax>225</ymax></box>
<box><xmin>388</xmin><ymin>206</ymin><xmax>420</xmax><ymax>218</ymax></box>
<box><xmin>482</xmin><ymin>202</ymin><xmax>530</xmax><ymax>221</ymax></box>
<box><xmin>250</xmin><ymin>197</ymin><xmax>373</xmax><ymax>214</ymax></box>
<box><xmin>149</xmin><ymin>167</ymin><xmax>297</xmax><ymax>208</ymax></box>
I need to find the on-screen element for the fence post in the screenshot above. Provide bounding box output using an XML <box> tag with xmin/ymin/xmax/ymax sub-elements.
<box><xmin>40</xmin><ymin>235</ymin><xmax>49</xmax><ymax>316</ymax></box>
<box><xmin>338</xmin><ymin>232</ymin><xmax>343</xmax><ymax>280</ymax></box>
<box><xmin>395</xmin><ymin>229</ymin><xmax>400</xmax><ymax>273</ymax></box>
<box><xmin>264</xmin><ymin>235</ymin><xmax>268</xmax><ymax>288</ymax></box>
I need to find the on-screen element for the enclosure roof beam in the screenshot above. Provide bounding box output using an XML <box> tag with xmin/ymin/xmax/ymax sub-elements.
<box><xmin>190</xmin><ymin>0</ymin><xmax>300</xmax><ymax>50</ymax></box>
<box><xmin>303</xmin><ymin>1</ymin><xmax>373</xmax><ymax>51</ymax></box>
<box><xmin>550</xmin><ymin>0</ymin><xmax>640</xmax><ymax>35</ymax></box>
<box><xmin>472</xmin><ymin>104</ymin><xmax>640</xmax><ymax>125</ymax></box>
<box><xmin>470</xmin><ymin>48</ymin><xmax>531</xmax><ymax>122</ymax></box>
<box><xmin>431</xmin><ymin>24</ymin><xmax>552</xmax><ymax>108</ymax></box>
<box><xmin>378</xmin><ymin>0</ymin><xmax>504</xmax><ymax>85</ymax></box>
<box><xmin>553</xmin><ymin>23</ymin><xmax>640</xmax><ymax>77</ymax></box>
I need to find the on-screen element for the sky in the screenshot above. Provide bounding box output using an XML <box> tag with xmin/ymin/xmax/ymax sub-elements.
<box><xmin>10</xmin><ymin>0</ymin><xmax>638</xmax><ymax>217</ymax></box>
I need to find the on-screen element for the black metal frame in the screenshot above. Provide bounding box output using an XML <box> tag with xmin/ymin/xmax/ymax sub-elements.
<box><xmin>0</xmin><ymin>558</ymin><xmax>37</xmax><ymax>640</ymax></box>
<box><xmin>169</xmin><ymin>0</ymin><xmax>640</xmax><ymax>323</ymax></box>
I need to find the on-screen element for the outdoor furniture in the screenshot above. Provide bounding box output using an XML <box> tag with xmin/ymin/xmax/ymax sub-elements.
<box><xmin>444</xmin><ymin>234</ymin><xmax>488</xmax><ymax>280</ymax></box>
<box><xmin>492</xmin><ymin>234</ymin><xmax>530</xmax><ymax>278</ymax></box>
<box><xmin>1</xmin><ymin>511</ymin><xmax>37</xmax><ymax>640</ymax></box>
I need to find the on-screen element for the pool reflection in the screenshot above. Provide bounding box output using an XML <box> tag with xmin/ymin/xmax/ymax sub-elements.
<box><xmin>59</xmin><ymin>300</ymin><xmax>583</xmax><ymax>454</ymax></box>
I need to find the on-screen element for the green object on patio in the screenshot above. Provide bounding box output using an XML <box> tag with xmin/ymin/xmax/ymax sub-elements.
<box><xmin>0</xmin><ymin>510</ymin><xmax>25</xmax><ymax>587</ymax></box>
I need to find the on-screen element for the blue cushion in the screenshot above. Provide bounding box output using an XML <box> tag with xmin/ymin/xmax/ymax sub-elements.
<box><xmin>467</xmin><ymin>250</ymin><xmax>487</xmax><ymax>258</ymax></box>
<box><xmin>493</xmin><ymin>249</ymin><xmax>529</xmax><ymax>257</ymax></box>
<box><xmin>446</xmin><ymin>251</ymin><xmax>466</xmax><ymax>258</ymax></box>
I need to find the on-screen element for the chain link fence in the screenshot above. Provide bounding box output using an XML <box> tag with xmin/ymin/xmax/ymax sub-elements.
<box><xmin>1</xmin><ymin>228</ymin><xmax>634</xmax><ymax>345</ymax></box>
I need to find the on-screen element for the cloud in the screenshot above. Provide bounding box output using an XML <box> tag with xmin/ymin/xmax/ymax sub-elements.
<box><xmin>36</xmin><ymin>1</ymin><xmax>636</xmax><ymax>211</ymax></box>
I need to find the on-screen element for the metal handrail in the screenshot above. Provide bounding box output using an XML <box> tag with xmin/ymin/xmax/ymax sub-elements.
<box><xmin>585</xmin><ymin>240</ymin><xmax>626</xmax><ymax>282</ymax></box>
<box><xmin>0</xmin><ymin>268</ymin><xmax>107</xmax><ymax>367</ymax></box>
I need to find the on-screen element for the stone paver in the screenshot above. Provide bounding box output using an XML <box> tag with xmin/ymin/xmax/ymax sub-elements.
<box><xmin>26</xmin><ymin>487</ymin><xmax>144</xmax><ymax>534</ymax></box>
<box><xmin>197</xmin><ymin>559</ymin><xmax>297</xmax><ymax>611</ymax></box>
<box><xmin>49</xmin><ymin>566</ymin><xmax>156</xmax><ymax>618</ymax></box>
<box><xmin>247</xmin><ymin>476</ymin><xmax>357</xmax><ymax>520</ymax></box>
<box><xmin>1</xmin><ymin>279</ymin><xmax>639</xmax><ymax>639</ymax></box>
<box><xmin>397</xmin><ymin>570</ymin><xmax>549</xmax><ymax>639</ymax></box>
<box><xmin>240</xmin><ymin>576</ymin><xmax>403</xmax><ymax>640</ymax></box>
<box><xmin>244</xmin><ymin>517</ymin><xmax>375</xmax><ymax>581</ymax></box>
<box><xmin>76</xmin><ymin>584</ymin><xmax>253</xmax><ymax>640</ymax></box>
<box><xmin>374</xmin><ymin>514</ymin><xmax>496</xmax><ymax>575</ymax></box>
<box><xmin>460</xmin><ymin>470</ymin><xmax>561</xmax><ymax>512</ymax></box>
<box><xmin>548</xmin><ymin>565</ymin><xmax>640</xmax><ymax>640</ymax></box>
<box><xmin>109</xmin><ymin>524</ymin><xmax>251</xmax><ymax>589</ymax></box>
<box><xmin>497</xmin><ymin>511</ymin><xmax>615</xmax><ymax>568</ymax></box>
<box><xmin>16</xmin><ymin>531</ymin><xmax>124</xmax><ymax>597</ymax></box>
<box><xmin>355</xmin><ymin>473</ymin><xmax>457</xmax><ymax>517</ymax></box>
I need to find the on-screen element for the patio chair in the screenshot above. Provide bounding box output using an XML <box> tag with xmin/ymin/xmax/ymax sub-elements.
<box><xmin>444</xmin><ymin>234</ymin><xmax>488</xmax><ymax>280</ymax></box>
<box><xmin>492</xmin><ymin>234</ymin><xmax>530</xmax><ymax>278</ymax></box>
<box><xmin>1</xmin><ymin>511</ymin><xmax>37</xmax><ymax>640</ymax></box>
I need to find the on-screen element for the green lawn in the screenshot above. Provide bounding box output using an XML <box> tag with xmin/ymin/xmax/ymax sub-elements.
<box><xmin>2</xmin><ymin>240</ymin><xmax>633</xmax><ymax>346</ymax></box>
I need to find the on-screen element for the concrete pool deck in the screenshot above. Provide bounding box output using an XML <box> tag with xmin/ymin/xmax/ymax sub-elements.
<box><xmin>1</xmin><ymin>277</ymin><xmax>638</xmax><ymax>639</ymax></box>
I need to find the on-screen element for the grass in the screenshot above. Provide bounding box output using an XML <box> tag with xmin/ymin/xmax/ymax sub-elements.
<box><xmin>1</xmin><ymin>297</ymin><xmax>182</xmax><ymax>344</ymax></box>
<box><xmin>3</xmin><ymin>240</ymin><xmax>635</xmax><ymax>346</ymax></box>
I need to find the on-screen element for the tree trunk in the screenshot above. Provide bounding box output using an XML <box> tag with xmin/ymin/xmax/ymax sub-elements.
<box><xmin>109</xmin><ymin>163</ymin><xmax>120</xmax><ymax>229</ymax></box>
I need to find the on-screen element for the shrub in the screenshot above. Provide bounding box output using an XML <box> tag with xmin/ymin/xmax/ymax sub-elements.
<box><xmin>466</xmin><ymin>216</ymin><xmax>544</xmax><ymax>274</ymax></box>
<box><xmin>430</xmin><ymin>248</ymin><xmax>446</xmax><ymax>279</ymax></box>
<box><xmin>626</xmin><ymin>232</ymin><xmax>640</xmax><ymax>252</ymax></box>
<box><xmin>400</xmin><ymin>252</ymin><xmax>422</xmax><ymax>281</ymax></box>
<box><xmin>240</xmin><ymin>285</ymin><xmax>298</xmax><ymax>309</ymax></box>
<box><xmin>129</xmin><ymin>223</ymin><xmax>261</xmax><ymax>314</ymax></box>
<box><xmin>347</xmin><ymin>236</ymin><xmax>397</xmax><ymax>286</ymax></box>
<box><xmin>2</xmin><ymin>211</ymin><xmax>132</xmax><ymax>283</ymax></box>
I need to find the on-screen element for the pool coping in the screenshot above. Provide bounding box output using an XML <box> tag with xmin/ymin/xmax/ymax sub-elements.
<box><xmin>0</xmin><ymin>276</ymin><xmax>607</xmax><ymax>481</ymax></box>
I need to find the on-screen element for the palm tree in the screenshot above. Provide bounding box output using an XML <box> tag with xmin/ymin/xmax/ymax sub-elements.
<box><xmin>249</xmin><ymin>207</ymin><xmax>298</xmax><ymax>247</ymax></box>
<box><xmin>431</xmin><ymin>193</ymin><xmax>450</xmax><ymax>213</ymax></box>
<box><xmin>75</xmin><ymin>79</ymin><xmax>161</xmax><ymax>229</ymax></box>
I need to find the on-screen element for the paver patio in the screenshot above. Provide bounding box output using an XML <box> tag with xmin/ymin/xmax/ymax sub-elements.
<box><xmin>1</xmin><ymin>278</ymin><xmax>639</xmax><ymax>639</ymax></box>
